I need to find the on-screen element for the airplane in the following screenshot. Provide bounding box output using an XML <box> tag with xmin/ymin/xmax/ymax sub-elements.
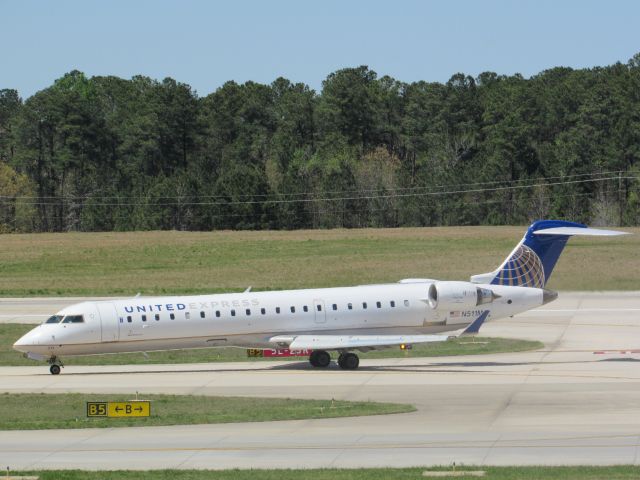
<box><xmin>13</xmin><ymin>220</ymin><xmax>628</xmax><ymax>374</ymax></box>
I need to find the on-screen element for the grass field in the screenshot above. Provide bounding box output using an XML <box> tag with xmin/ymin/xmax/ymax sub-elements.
<box><xmin>0</xmin><ymin>226</ymin><xmax>637</xmax><ymax>296</ymax></box>
<box><xmin>7</xmin><ymin>466</ymin><xmax>640</xmax><ymax>479</ymax></box>
<box><xmin>1</xmin><ymin>323</ymin><xmax>542</xmax><ymax>366</ymax></box>
<box><xmin>0</xmin><ymin>393</ymin><xmax>413</xmax><ymax>430</ymax></box>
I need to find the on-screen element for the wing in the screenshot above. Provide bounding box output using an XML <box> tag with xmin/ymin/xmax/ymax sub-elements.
<box><xmin>269</xmin><ymin>310</ymin><xmax>490</xmax><ymax>351</ymax></box>
<box><xmin>269</xmin><ymin>334</ymin><xmax>450</xmax><ymax>351</ymax></box>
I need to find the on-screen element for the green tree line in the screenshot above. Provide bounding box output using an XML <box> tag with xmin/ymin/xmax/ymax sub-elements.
<box><xmin>1</xmin><ymin>56</ymin><xmax>639</xmax><ymax>232</ymax></box>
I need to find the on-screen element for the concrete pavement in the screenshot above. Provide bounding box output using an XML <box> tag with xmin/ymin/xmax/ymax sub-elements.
<box><xmin>1</xmin><ymin>292</ymin><xmax>640</xmax><ymax>469</ymax></box>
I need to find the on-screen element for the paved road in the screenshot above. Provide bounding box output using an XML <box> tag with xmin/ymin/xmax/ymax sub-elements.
<box><xmin>1</xmin><ymin>292</ymin><xmax>640</xmax><ymax>470</ymax></box>
<box><xmin>0</xmin><ymin>297</ymin><xmax>120</xmax><ymax>323</ymax></box>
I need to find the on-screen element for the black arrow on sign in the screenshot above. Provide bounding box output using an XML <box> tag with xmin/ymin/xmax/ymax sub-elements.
<box><xmin>115</xmin><ymin>406</ymin><xmax>123</xmax><ymax>412</ymax></box>
<box><xmin>135</xmin><ymin>406</ymin><xmax>143</xmax><ymax>412</ymax></box>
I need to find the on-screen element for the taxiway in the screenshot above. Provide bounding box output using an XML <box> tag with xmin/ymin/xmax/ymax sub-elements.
<box><xmin>1</xmin><ymin>292</ymin><xmax>639</xmax><ymax>469</ymax></box>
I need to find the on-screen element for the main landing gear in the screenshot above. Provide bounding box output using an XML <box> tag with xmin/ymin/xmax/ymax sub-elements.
<box><xmin>309</xmin><ymin>350</ymin><xmax>331</xmax><ymax>368</ymax></box>
<box><xmin>48</xmin><ymin>356</ymin><xmax>63</xmax><ymax>375</ymax></box>
<box><xmin>337</xmin><ymin>352</ymin><xmax>359</xmax><ymax>370</ymax></box>
<box><xmin>308</xmin><ymin>350</ymin><xmax>360</xmax><ymax>370</ymax></box>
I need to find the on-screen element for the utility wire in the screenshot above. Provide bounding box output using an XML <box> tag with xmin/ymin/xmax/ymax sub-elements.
<box><xmin>2</xmin><ymin>175</ymin><xmax>635</xmax><ymax>206</ymax></box>
<box><xmin>0</xmin><ymin>170</ymin><xmax>632</xmax><ymax>200</ymax></box>
<box><xmin>0</xmin><ymin>190</ymin><xmax>616</xmax><ymax>221</ymax></box>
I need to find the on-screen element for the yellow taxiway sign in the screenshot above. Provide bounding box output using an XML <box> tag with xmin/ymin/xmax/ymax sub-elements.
<box><xmin>87</xmin><ymin>401</ymin><xmax>150</xmax><ymax>418</ymax></box>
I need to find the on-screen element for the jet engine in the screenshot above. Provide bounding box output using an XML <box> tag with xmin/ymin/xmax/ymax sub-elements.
<box><xmin>427</xmin><ymin>281</ymin><xmax>497</xmax><ymax>310</ymax></box>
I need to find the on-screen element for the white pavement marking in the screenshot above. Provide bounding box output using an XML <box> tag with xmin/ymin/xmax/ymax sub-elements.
<box><xmin>523</xmin><ymin>308</ymin><xmax>640</xmax><ymax>313</ymax></box>
<box><xmin>0</xmin><ymin>297</ymin><xmax>124</xmax><ymax>324</ymax></box>
<box><xmin>1</xmin><ymin>292</ymin><xmax>640</xmax><ymax>469</ymax></box>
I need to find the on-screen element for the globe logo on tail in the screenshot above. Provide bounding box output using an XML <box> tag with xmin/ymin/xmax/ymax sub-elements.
<box><xmin>494</xmin><ymin>244</ymin><xmax>545</xmax><ymax>288</ymax></box>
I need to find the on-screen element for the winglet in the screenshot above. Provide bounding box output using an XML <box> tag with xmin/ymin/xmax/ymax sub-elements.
<box><xmin>460</xmin><ymin>310</ymin><xmax>490</xmax><ymax>336</ymax></box>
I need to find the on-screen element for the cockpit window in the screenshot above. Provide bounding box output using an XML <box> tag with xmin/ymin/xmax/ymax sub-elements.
<box><xmin>62</xmin><ymin>315</ymin><xmax>85</xmax><ymax>324</ymax></box>
<box><xmin>45</xmin><ymin>315</ymin><xmax>64</xmax><ymax>324</ymax></box>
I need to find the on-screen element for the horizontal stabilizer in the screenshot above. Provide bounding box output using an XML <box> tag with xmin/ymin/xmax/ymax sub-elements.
<box><xmin>533</xmin><ymin>227</ymin><xmax>629</xmax><ymax>236</ymax></box>
<box><xmin>273</xmin><ymin>334</ymin><xmax>449</xmax><ymax>350</ymax></box>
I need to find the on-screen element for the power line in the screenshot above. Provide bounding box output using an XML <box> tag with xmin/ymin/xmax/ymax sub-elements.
<box><xmin>1</xmin><ymin>175</ymin><xmax>635</xmax><ymax>206</ymax></box>
<box><xmin>0</xmin><ymin>190</ymin><xmax>616</xmax><ymax>223</ymax></box>
<box><xmin>0</xmin><ymin>170</ymin><xmax>631</xmax><ymax>200</ymax></box>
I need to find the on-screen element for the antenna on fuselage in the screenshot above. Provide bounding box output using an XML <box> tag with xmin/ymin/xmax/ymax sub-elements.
<box><xmin>244</xmin><ymin>286</ymin><xmax>252</xmax><ymax>293</ymax></box>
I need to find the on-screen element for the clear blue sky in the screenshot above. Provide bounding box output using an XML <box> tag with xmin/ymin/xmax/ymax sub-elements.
<box><xmin>3</xmin><ymin>0</ymin><xmax>639</xmax><ymax>99</ymax></box>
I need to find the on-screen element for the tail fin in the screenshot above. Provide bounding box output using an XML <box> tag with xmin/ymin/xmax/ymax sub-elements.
<box><xmin>470</xmin><ymin>220</ymin><xmax>628</xmax><ymax>288</ymax></box>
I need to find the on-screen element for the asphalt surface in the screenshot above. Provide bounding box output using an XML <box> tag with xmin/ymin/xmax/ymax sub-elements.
<box><xmin>1</xmin><ymin>292</ymin><xmax>640</xmax><ymax>470</ymax></box>
<box><xmin>0</xmin><ymin>297</ymin><xmax>122</xmax><ymax>324</ymax></box>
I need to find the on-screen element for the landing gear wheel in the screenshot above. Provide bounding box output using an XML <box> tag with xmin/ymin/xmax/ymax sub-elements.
<box><xmin>48</xmin><ymin>356</ymin><xmax>63</xmax><ymax>375</ymax></box>
<box><xmin>338</xmin><ymin>352</ymin><xmax>359</xmax><ymax>370</ymax></box>
<box><xmin>309</xmin><ymin>351</ymin><xmax>318</xmax><ymax>367</ymax></box>
<box><xmin>309</xmin><ymin>350</ymin><xmax>331</xmax><ymax>368</ymax></box>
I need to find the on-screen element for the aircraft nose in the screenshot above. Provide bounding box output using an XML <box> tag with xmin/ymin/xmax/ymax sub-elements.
<box><xmin>13</xmin><ymin>330</ymin><xmax>39</xmax><ymax>353</ymax></box>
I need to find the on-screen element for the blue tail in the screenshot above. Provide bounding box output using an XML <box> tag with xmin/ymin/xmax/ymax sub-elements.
<box><xmin>471</xmin><ymin>220</ymin><xmax>597</xmax><ymax>288</ymax></box>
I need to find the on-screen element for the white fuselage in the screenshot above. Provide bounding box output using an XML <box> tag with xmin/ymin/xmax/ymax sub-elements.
<box><xmin>14</xmin><ymin>281</ymin><xmax>544</xmax><ymax>358</ymax></box>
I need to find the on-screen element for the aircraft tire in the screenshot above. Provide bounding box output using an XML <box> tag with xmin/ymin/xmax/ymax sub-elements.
<box><xmin>338</xmin><ymin>352</ymin><xmax>359</xmax><ymax>370</ymax></box>
<box><xmin>309</xmin><ymin>351</ymin><xmax>319</xmax><ymax>367</ymax></box>
<box><xmin>49</xmin><ymin>364</ymin><xmax>61</xmax><ymax>375</ymax></box>
<box><xmin>313</xmin><ymin>350</ymin><xmax>331</xmax><ymax>368</ymax></box>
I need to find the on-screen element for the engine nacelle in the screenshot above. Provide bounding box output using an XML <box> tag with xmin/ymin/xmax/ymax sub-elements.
<box><xmin>427</xmin><ymin>281</ymin><xmax>496</xmax><ymax>310</ymax></box>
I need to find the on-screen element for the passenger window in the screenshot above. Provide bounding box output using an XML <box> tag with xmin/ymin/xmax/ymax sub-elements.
<box><xmin>185</xmin><ymin>312</ymin><xmax>190</xmax><ymax>320</ymax></box>
<box><xmin>155</xmin><ymin>314</ymin><xmax>160</xmax><ymax>321</ymax></box>
<box><xmin>348</xmin><ymin>303</ymin><xmax>353</xmax><ymax>310</ymax></box>
<box><xmin>316</xmin><ymin>304</ymin><xmax>322</xmax><ymax>312</ymax></box>
<box><xmin>231</xmin><ymin>309</ymin><xmax>236</xmax><ymax>317</ymax></box>
<box><xmin>303</xmin><ymin>305</ymin><xmax>308</xmax><ymax>312</ymax></box>
<box><xmin>276</xmin><ymin>307</ymin><xmax>281</xmax><ymax>314</ymax></box>
<box><xmin>141</xmin><ymin>315</ymin><xmax>147</xmax><ymax>322</ymax></box>
<box><xmin>170</xmin><ymin>313</ymin><xmax>175</xmax><ymax>320</ymax></box>
<box><xmin>376</xmin><ymin>301</ymin><xmax>381</xmax><ymax>308</ymax></box>
<box><xmin>261</xmin><ymin>308</ymin><xmax>266</xmax><ymax>315</ymax></box>
<box><xmin>215</xmin><ymin>311</ymin><xmax>220</xmax><ymax>318</ymax></box>
<box><xmin>200</xmin><ymin>311</ymin><xmax>205</xmax><ymax>319</ymax></box>
<box><xmin>127</xmin><ymin>316</ymin><xmax>132</xmax><ymax>323</ymax></box>
<box><xmin>332</xmin><ymin>304</ymin><xmax>337</xmax><ymax>310</ymax></box>
<box><xmin>246</xmin><ymin>309</ymin><xmax>251</xmax><ymax>316</ymax></box>
<box><xmin>390</xmin><ymin>301</ymin><xmax>395</xmax><ymax>308</ymax></box>
<box><xmin>290</xmin><ymin>306</ymin><xmax>295</xmax><ymax>313</ymax></box>
<box><xmin>62</xmin><ymin>315</ymin><xmax>84</xmax><ymax>324</ymax></box>
<box><xmin>404</xmin><ymin>300</ymin><xmax>410</xmax><ymax>307</ymax></box>
<box><xmin>362</xmin><ymin>302</ymin><xmax>367</xmax><ymax>309</ymax></box>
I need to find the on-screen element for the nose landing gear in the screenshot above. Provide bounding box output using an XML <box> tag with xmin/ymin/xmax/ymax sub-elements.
<box><xmin>48</xmin><ymin>356</ymin><xmax>63</xmax><ymax>375</ymax></box>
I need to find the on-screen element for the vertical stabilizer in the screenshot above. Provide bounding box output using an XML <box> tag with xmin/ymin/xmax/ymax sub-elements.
<box><xmin>470</xmin><ymin>220</ymin><xmax>628</xmax><ymax>288</ymax></box>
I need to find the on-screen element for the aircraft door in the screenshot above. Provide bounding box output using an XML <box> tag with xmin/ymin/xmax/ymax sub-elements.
<box><xmin>97</xmin><ymin>302</ymin><xmax>119</xmax><ymax>342</ymax></box>
<box><xmin>313</xmin><ymin>299</ymin><xmax>327</xmax><ymax>324</ymax></box>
